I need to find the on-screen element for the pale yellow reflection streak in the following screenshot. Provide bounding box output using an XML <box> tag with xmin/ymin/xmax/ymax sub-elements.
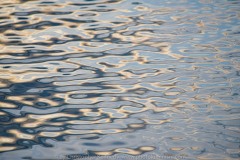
<box><xmin>139</xmin><ymin>146</ymin><xmax>155</xmax><ymax>151</ymax></box>
<box><xmin>119</xmin><ymin>106</ymin><xmax>146</xmax><ymax>113</ymax></box>
<box><xmin>170</xmin><ymin>147</ymin><xmax>184</xmax><ymax>151</ymax></box>
<box><xmin>0</xmin><ymin>137</ymin><xmax>16</xmax><ymax>144</ymax></box>
<box><xmin>128</xmin><ymin>123</ymin><xmax>145</xmax><ymax>128</ymax></box>
<box><xmin>115</xmin><ymin>148</ymin><xmax>141</xmax><ymax>155</ymax></box>
<box><xmin>19</xmin><ymin>113</ymin><xmax>77</xmax><ymax>128</ymax></box>
<box><xmin>141</xmin><ymin>119</ymin><xmax>170</xmax><ymax>125</ymax></box>
<box><xmin>39</xmin><ymin>132</ymin><xmax>62</xmax><ymax>137</ymax></box>
<box><xmin>0</xmin><ymin>80</ymin><xmax>8</xmax><ymax>88</ymax></box>
<box><xmin>8</xmin><ymin>129</ymin><xmax>34</xmax><ymax>140</ymax></box>
<box><xmin>28</xmin><ymin>113</ymin><xmax>77</xmax><ymax>120</ymax></box>
<box><xmin>22</xmin><ymin>121</ymin><xmax>63</xmax><ymax>128</ymax></box>
<box><xmin>94</xmin><ymin>151</ymin><xmax>113</xmax><ymax>156</ymax></box>
<box><xmin>0</xmin><ymin>111</ymin><xmax>7</xmax><ymax>115</ymax></box>
<box><xmin>0</xmin><ymin>146</ymin><xmax>17</xmax><ymax>152</ymax></box>
<box><xmin>0</xmin><ymin>102</ymin><xmax>17</xmax><ymax>108</ymax></box>
<box><xmin>94</xmin><ymin>146</ymin><xmax>155</xmax><ymax>156</ymax></box>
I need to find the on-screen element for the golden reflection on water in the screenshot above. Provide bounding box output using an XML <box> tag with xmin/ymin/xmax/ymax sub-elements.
<box><xmin>8</xmin><ymin>129</ymin><xmax>34</xmax><ymax>140</ymax></box>
<box><xmin>0</xmin><ymin>0</ymin><xmax>240</xmax><ymax>159</ymax></box>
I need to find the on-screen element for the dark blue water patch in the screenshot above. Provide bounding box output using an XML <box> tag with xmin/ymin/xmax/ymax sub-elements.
<box><xmin>83</xmin><ymin>142</ymin><xmax>101</xmax><ymax>146</ymax></box>
<box><xmin>4</xmin><ymin>33</ymin><xmax>19</xmax><ymax>36</ymax></box>
<box><xmin>97</xmin><ymin>5</ymin><xmax>107</xmax><ymax>7</ymax></box>
<box><xmin>26</xmin><ymin>49</ymin><xmax>64</xmax><ymax>55</ymax></box>
<box><xmin>0</xmin><ymin>94</ymin><xmax>5</xmax><ymax>100</ymax></box>
<box><xmin>1</xmin><ymin>40</ymin><xmax>22</xmax><ymax>46</ymax></box>
<box><xmin>70</xmin><ymin>0</ymin><xmax>121</xmax><ymax>6</ymax></box>
<box><xmin>2</xmin><ymin>66</ymin><xmax>12</xmax><ymax>68</ymax></box>
<box><xmin>15</xmin><ymin>21</ymin><xmax>63</xmax><ymax>30</ymax></box>
<box><xmin>64</xmin><ymin>34</ymin><xmax>82</xmax><ymax>39</ymax></box>
<box><xmin>81</xmin><ymin>136</ymin><xmax>100</xmax><ymax>140</ymax></box>
<box><xmin>40</xmin><ymin>1</ymin><xmax>55</xmax><ymax>4</ymax></box>
<box><xmin>51</xmin><ymin>97</ymin><xmax>64</xmax><ymax>102</ymax></box>
<box><xmin>0</xmin><ymin>24</ymin><xmax>15</xmax><ymax>32</ymax></box>
<box><xmin>53</xmin><ymin>117</ymin><xmax>71</xmax><ymax>122</ymax></box>
<box><xmin>132</xmin><ymin>2</ymin><xmax>142</xmax><ymax>5</ymax></box>
<box><xmin>35</xmin><ymin>102</ymin><xmax>49</xmax><ymax>107</ymax></box>
<box><xmin>99</xmin><ymin>62</ymin><xmax>117</xmax><ymax>67</ymax></box>
<box><xmin>9</xmin><ymin>83</ymin><xmax>34</xmax><ymax>94</ymax></box>
<box><xmin>70</xmin><ymin>93</ymin><xmax>103</xmax><ymax>99</ymax></box>
<box><xmin>61</xmin><ymin>108</ymin><xmax>83</xmax><ymax>114</ymax></box>
<box><xmin>80</xmin><ymin>115</ymin><xmax>105</xmax><ymax>121</ymax></box>
<box><xmin>0</xmin><ymin>16</ymin><xmax>9</xmax><ymax>20</ymax></box>
<box><xmin>49</xmin><ymin>38</ymin><xmax>68</xmax><ymax>44</ymax></box>
<box><xmin>88</xmin><ymin>9</ymin><xmax>115</xmax><ymax>12</ymax></box>
<box><xmin>37</xmin><ymin>137</ymin><xmax>54</xmax><ymax>147</ymax></box>
<box><xmin>11</xmin><ymin>11</ymin><xmax>42</xmax><ymax>16</ymax></box>
<box><xmin>0</xmin><ymin>21</ymin><xmax>63</xmax><ymax>32</ymax></box>
<box><xmin>69</xmin><ymin>25</ymin><xmax>78</xmax><ymax>28</ymax></box>
<box><xmin>59</xmin><ymin>18</ymin><xmax>97</xmax><ymax>23</ymax></box>
<box><xmin>46</xmin><ymin>11</ymin><xmax>73</xmax><ymax>15</ymax></box>
<box><xmin>57</xmin><ymin>68</ymin><xmax>79</xmax><ymax>73</ymax></box>
<box><xmin>80</xmin><ymin>65</ymin><xmax>102</xmax><ymax>72</ymax></box>
<box><xmin>31</xmin><ymin>67</ymin><xmax>48</xmax><ymax>69</ymax></box>
<box><xmin>78</xmin><ymin>13</ymin><xmax>97</xmax><ymax>17</ymax></box>
<box><xmin>0</xmin><ymin>124</ymin><xmax>21</xmax><ymax>137</ymax></box>
<box><xmin>0</xmin><ymin>115</ymin><xmax>11</xmax><ymax>122</ymax></box>
<box><xmin>111</xmin><ymin>141</ymin><xmax>125</xmax><ymax>145</ymax></box>
<box><xmin>7</xmin><ymin>37</ymin><xmax>22</xmax><ymax>40</ymax></box>
<box><xmin>86</xmin><ymin>26</ymin><xmax>111</xmax><ymax>31</ymax></box>
<box><xmin>18</xmin><ymin>0</ymin><xmax>35</xmax><ymax>3</ymax></box>
<box><xmin>22</xmin><ymin>156</ymin><xmax>32</xmax><ymax>160</ymax></box>
<box><xmin>9</xmin><ymin>82</ymin><xmax>52</xmax><ymax>95</ymax></box>
<box><xmin>39</xmin><ymin>90</ymin><xmax>54</xmax><ymax>97</ymax></box>
<box><xmin>17</xmin><ymin>140</ymin><xmax>37</xmax><ymax>149</ymax></box>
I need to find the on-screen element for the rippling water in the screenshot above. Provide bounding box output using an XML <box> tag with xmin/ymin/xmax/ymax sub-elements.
<box><xmin>0</xmin><ymin>0</ymin><xmax>240</xmax><ymax>159</ymax></box>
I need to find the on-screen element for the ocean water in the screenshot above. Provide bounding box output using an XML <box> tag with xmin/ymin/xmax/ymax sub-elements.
<box><xmin>0</xmin><ymin>0</ymin><xmax>239</xmax><ymax>159</ymax></box>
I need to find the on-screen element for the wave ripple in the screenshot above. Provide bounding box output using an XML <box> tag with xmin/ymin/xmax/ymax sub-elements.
<box><xmin>0</xmin><ymin>0</ymin><xmax>240</xmax><ymax>159</ymax></box>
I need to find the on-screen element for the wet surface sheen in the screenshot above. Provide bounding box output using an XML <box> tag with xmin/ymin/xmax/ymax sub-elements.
<box><xmin>0</xmin><ymin>0</ymin><xmax>240</xmax><ymax>159</ymax></box>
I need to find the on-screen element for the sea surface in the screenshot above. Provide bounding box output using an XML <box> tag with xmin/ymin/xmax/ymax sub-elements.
<box><xmin>0</xmin><ymin>0</ymin><xmax>239</xmax><ymax>159</ymax></box>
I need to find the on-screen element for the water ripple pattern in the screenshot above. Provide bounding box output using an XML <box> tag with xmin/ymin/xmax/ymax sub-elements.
<box><xmin>0</xmin><ymin>0</ymin><xmax>239</xmax><ymax>159</ymax></box>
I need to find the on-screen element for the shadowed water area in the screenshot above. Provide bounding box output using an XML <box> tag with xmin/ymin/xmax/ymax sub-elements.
<box><xmin>0</xmin><ymin>0</ymin><xmax>240</xmax><ymax>159</ymax></box>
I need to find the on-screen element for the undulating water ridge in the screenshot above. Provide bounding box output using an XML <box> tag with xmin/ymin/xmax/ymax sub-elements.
<box><xmin>0</xmin><ymin>0</ymin><xmax>239</xmax><ymax>159</ymax></box>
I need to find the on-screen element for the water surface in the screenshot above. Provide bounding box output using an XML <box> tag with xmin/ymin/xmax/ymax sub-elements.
<box><xmin>0</xmin><ymin>0</ymin><xmax>240</xmax><ymax>159</ymax></box>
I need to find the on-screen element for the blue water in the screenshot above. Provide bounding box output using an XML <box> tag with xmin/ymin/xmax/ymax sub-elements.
<box><xmin>0</xmin><ymin>0</ymin><xmax>239</xmax><ymax>159</ymax></box>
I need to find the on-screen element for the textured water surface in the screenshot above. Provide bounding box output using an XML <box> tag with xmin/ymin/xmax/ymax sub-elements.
<box><xmin>0</xmin><ymin>0</ymin><xmax>240</xmax><ymax>159</ymax></box>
